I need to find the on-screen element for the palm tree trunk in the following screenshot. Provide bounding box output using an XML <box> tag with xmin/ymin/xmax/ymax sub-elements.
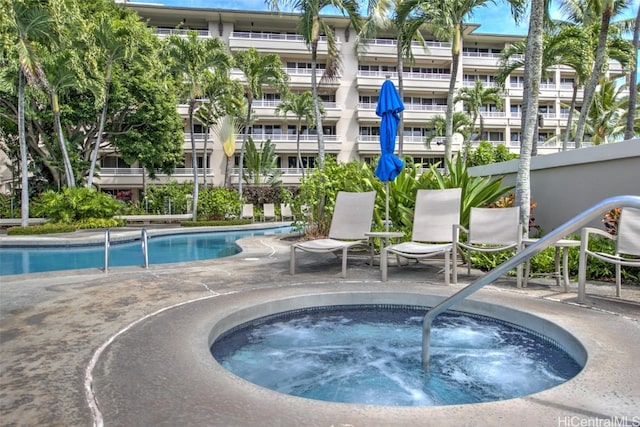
<box><xmin>516</xmin><ymin>0</ymin><xmax>544</xmax><ymax>236</ymax></box>
<box><xmin>18</xmin><ymin>71</ymin><xmax>29</xmax><ymax>227</ymax></box>
<box><xmin>574</xmin><ymin>6</ymin><xmax>612</xmax><ymax>147</ymax></box>
<box><xmin>445</xmin><ymin>25</ymin><xmax>462</xmax><ymax>170</ymax></box>
<box><xmin>296</xmin><ymin>120</ymin><xmax>304</xmax><ymax>179</ymax></box>
<box><xmin>625</xmin><ymin>7</ymin><xmax>640</xmax><ymax>140</ymax></box>
<box><xmin>310</xmin><ymin>41</ymin><xmax>325</xmax><ymax>170</ymax></box>
<box><xmin>238</xmin><ymin>99</ymin><xmax>252</xmax><ymax>204</ymax></box>
<box><xmin>562</xmin><ymin>82</ymin><xmax>579</xmax><ymax>151</ymax></box>
<box><xmin>189</xmin><ymin>100</ymin><xmax>199</xmax><ymax>221</ymax></box>
<box><xmin>203</xmin><ymin>127</ymin><xmax>208</xmax><ymax>188</ymax></box>
<box><xmin>87</xmin><ymin>64</ymin><xmax>112</xmax><ymax>189</ymax></box>
<box><xmin>52</xmin><ymin>92</ymin><xmax>75</xmax><ymax>187</ymax></box>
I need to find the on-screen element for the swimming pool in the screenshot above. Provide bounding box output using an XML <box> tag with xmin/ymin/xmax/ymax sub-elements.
<box><xmin>0</xmin><ymin>226</ymin><xmax>292</xmax><ymax>276</ymax></box>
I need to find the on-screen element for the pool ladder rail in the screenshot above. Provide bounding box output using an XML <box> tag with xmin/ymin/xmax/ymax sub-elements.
<box><xmin>103</xmin><ymin>228</ymin><xmax>150</xmax><ymax>272</ymax></box>
<box><xmin>422</xmin><ymin>195</ymin><xmax>640</xmax><ymax>371</ymax></box>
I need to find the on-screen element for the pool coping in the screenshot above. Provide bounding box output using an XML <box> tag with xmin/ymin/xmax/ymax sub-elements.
<box><xmin>89</xmin><ymin>283</ymin><xmax>640</xmax><ymax>426</ymax></box>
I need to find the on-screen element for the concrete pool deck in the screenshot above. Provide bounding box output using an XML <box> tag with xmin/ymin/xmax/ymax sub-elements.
<box><xmin>1</xmin><ymin>227</ymin><xmax>639</xmax><ymax>426</ymax></box>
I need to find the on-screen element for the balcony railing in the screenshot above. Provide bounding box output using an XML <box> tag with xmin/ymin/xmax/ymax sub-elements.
<box><xmin>358</xmin><ymin>70</ymin><xmax>450</xmax><ymax>80</ymax></box>
<box><xmin>100</xmin><ymin>168</ymin><xmax>213</xmax><ymax>176</ymax></box>
<box><xmin>235</xmin><ymin>134</ymin><xmax>339</xmax><ymax>142</ymax></box>
<box><xmin>230</xmin><ymin>31</ymin><xmax>333</xmax><ymax>42</ymax></box>
<box><xmin>360</xmin><ymin>38</ymin><xmax>451</xmax><ymax>49</ymax></box>
<box><xmin>155</xmin><ymin>28</ymin><xmax>210</xmax><ymax>38</ymax></box>
<box><xmin>231</xmin><ymin>167</ymin><xmax>317</xmax><ymax>176</ymax></box>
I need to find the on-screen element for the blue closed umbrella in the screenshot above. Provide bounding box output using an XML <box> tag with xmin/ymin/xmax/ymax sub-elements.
<box><xmin>375</xmin><ymin>78</ymin><xmax>405</xmax><ymax>231</ymax></box>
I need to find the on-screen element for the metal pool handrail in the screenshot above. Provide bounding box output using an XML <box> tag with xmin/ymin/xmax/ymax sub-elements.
<box><xmin>103</xmin><ymin>229</ymin><xmax>110</xmax><ymax>273</ymax></box>
<box><xmin>422</xmin><ymin>195</ymin><xmax>640</xmax><ymax>370</ymax></box>
<box><xmin>141</xmin><ymin>228</ymin><xmax>149</xmax><ymax>269</ymax></box>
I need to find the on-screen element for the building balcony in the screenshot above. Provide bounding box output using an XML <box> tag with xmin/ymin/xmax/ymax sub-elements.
<box><xmin>356</xmin><ymin>71</ymin><xmax>451</xmax><ymax>91</ymax></box>
<box><xmin>154</xmin><ymin>28</ymin><xmax>210</xmax><ymax>38</ymax></box>
<box><xmin>235</xmin><ymin>133</ymin><xmax>342</xmax><ymax>153</ymax></box>
<box><xmin>356</xmin><ymin>102</ymin><xmax>446</xmax><ymax>122</ymax></box>
<box><xmin>462</xmin><ymin>52</ymin><xmax>503</xmax><ymax>69</ymax></box>
<box><xmin>356</xmin><ymin>135</ymin><xmax>456</xmax><ymax>155</ymax></box>
<box><xmin>228</xmin><ymin>31</ymin><xmax>337</xmax><ymax>55</ymax></box>
<box><xmin>97</xmin><ymin>167</ymin><xmax>215</xmax><ymax>186</ymax></box>
<box><xmin>358</xmin><ymin>38</ymin><xmax>451</xmax><ymax>61</ymax></box>
<box><xmin>252</xmin><ymin>100</ymin><xmax>341</xmax><ymax>120</ymax></box>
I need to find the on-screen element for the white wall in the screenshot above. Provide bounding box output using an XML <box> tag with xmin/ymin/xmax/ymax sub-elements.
<box><xmin>469</xmin><ymin>139</ymin><xmax>640</xmax><ymax>232</ymax></box>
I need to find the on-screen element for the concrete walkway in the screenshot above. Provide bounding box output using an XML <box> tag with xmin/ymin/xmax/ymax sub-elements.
<box><xmin>1</xmin><ymin>230</ymin><xmax>639</xmax><ymax>426</ymax></box>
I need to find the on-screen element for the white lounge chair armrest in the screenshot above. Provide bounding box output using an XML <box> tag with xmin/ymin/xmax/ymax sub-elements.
<box><xmin>581</xmin><ymin>227</ymin><xmax>615</xmax><ymax>242</ymax></box>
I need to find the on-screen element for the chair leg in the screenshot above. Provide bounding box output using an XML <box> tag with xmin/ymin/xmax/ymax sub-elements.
<box><xmin>452</xmin><ymin>245</ymin><xmax>458</xmax><ymax>284</ymax></box>
<box><xmin>381</xmin><ymin>248</ymin><xmax>388</xmax><ymax>282</ymax></box>
<box><xmin>290</xmin><ymin>246</ymin><xmax>296</xmax><ymax>275</ymax></box>
<box><xmin>578</xmin><ymin>234</ymin><xmax>587</xmax><ymax>303</ymax></box>
<box><xmin>615</xmin><ymin>263</ymin><xmax>621</xmax><ymax>297</ymax></box>
<box><xmin>516</xmin><ymin>262</ymin><xmax>522</xmax><ymax>288</ymax></box>
<box><xmin>444</xmin><ymin>250</ymin><xmax>450</xmax><ymax>286</ymax></box>
<box><xmin>341</xmin><ymin>247</ymin><xmax>348</xmax><ymax>278</ymax></box>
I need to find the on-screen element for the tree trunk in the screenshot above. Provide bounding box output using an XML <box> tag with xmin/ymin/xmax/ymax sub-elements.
<box><xmin>189</xmin><ymin>99</ymin><xmax>199</xmax><ymax>221</ymax></box>
<box><xmin>624</xmin><ymin>7</ymin><xmax>640</xmax><ymax>140</ymax></box>
<box><xmin>574</xmin><ymin>6</ymin><xmax>612</xmax><ymax>147</ymax></box>
<box><xmin>310</xmin><ymin>40</ymin><xmax>325</xmax><ymax>170</ymax></box>
<box><xmin>296</xmin><ymin>120</ymin><xmax>305</xmax><ymax>179</ymax></box>
<box><xmin>87</xmin><ymin>64</ymin><xmax>112</xmax><ymax>189</ymax></box>
<box><xmin>18</xmin><ymin>72</ymin><xmax>29</xmax><ymax>227</ymax></box>
<box><xmin>52</xmin><ymin>92</ymin><xmax>75</xmax><ymax>187</ymax></box>
<box><xmin>238</xmin><ymin>98</ymin><xmax>252</xmax><ymax>206</ymax></box>
<box><xmin>516</xmin><ymin>0</ymin><xmax>544</xmax><ymax>236</ymax></box>
<box><xmin>444</xmin><ymin>25</ymin><xmax>462</xmax><ymax>171</ymax></box>
<box><xmin>203</xmin><ymin>126</ymin><xmax>208</xmax><ymax>188</ymax></box>
<box><xmin>562</xmin><ymin>82</ymin><xmax>579</xmax><ymax>151</ymax></box>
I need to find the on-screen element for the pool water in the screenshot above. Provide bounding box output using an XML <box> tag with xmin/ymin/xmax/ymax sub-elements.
<box><xmin>211</xmin><ymin>305</ymin><xmax>582</xmax><ymax>406</ymax></box>
<box><xmin>1</xmin><ymin>226</ymin><xmax>291</xmax><ymax>276</ymax></box>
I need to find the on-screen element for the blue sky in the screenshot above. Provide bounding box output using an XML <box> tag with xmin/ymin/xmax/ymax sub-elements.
<box><xmin>133</xmin><ymin>0</ymin><xmax>639</xmax><ymax>36</ymax></box>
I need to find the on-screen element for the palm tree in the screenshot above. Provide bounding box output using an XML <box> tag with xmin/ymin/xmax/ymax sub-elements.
<box><xmin>86</xmin><ymin>14</ymin><xmax>130</xmax><ymax>189</ymax></box>
<box><xmin>213</xmin><ymin>114</ymin><xmax>244</xmax><ymax>187</ymax></box>
<box><xmin>454</xmin><ymin>80</ymin><xmax>503</xmax><ymax>143</ymax></box>
<box><xmin>397</xmin><ymin>0</ymin><xmax>526</xmax><ymax>170</ymax></box>
<box><xmin>584</xmin><ymin>76</ymin><xmax>627</xmax><ymax>144</ymax></box>
<box><xmin>361</xmin><ymin>0</ymin><xmax>429</xmax><ymax>156</ymax></box>
<box><xmin>275</xmin><ymin>91</ymin><xmax>323</xmax><ymax>179</ymax></box>
<box><xmin>425</xmin><ymin>112</ymin><xmax>472</xmax><ymax>148</ymax></box>
<box><xmin>7</xmin><ymin>1</ymin><xmax>53</xmax><ymax>226</ymax></box>
<box><xmin>43</xmin><ymin>52</ymin><xmax>78</xmax><ymax>188</ymax></box>
<box><xmin>195</xmin><ymin>72</ymin><xmax>243</xmax><ymax>188</ymax></box>
<box><xmin>558</xmin><ymin>0</ymin><xmax>633</xmax><ymax>147</ymax></box>
<box><xmin>624</xmin><ymin>6</ymin><xmax>639</xmax><ymax>140</ymax></box>
<box><xmin>233</xmin><ymin>48</ymin><xmax>288</xmax><ymax>201</ymax></box>
<box><xmin>496</xmin><ymin>26</ymin><xmax>593</xmax><ymax>151</ymax></box>
<box><xmin>265</xmin><ymin>0</ymin><xmax>363</xmax><ymax>169</ymax></box>
<box><xmin>515</xmin><ymin>0</ymin><xmax>544</xmax><ymax>235</ymax></box>
<box><xmin>166</xmin><ymin>31</ymin><xmax>231</xmax><ymax>220</ymax></box>
<box><xmin>243</xmin><ymin>138</ymin><xmax>283</xmax><ymax>187</ymax></box>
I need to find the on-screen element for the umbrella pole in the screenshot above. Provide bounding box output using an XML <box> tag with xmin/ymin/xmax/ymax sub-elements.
<box><xmin>385</xmin><ymin>181</ymin><xmax>389</xmax><ymax>232</ymax></box>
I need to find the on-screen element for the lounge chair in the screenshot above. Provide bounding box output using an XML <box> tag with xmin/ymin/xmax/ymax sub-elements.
<box><xmin>453</xmin><ymin>207</ymin><xmax>523</xmax><ymax>287</ymax></box>
<box><xmin>263</xmin><ymin>203</ymin><xmax>276</xmax><ymax>221</ymax></box>
<box><xmin>280</xmin><ymin>204</ymin><xmax>294</xmax><ymax>221</ymax></box>
<box><xmin>381</xmin><ymin>188</ymin><xmax>462</xmax><ymax>284</ymax></box>
<box><xmin>242</xmin><ymin>203</ymin><xmax>254</xmax><ymax>221</ymax></box>
<box><xmin>578</xmin><ymin>207</ymin><xmax>640</xmax><ymax>302</ymax></box>
<box><xmin>290</xmin><ymin>191</ymin><xmax>376</xmax><ymax>278</ymax></box>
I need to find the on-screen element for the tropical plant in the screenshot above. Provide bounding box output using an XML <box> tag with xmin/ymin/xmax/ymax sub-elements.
<box><xmin>243</xmin><ymin>138</ymin><xmax>283</xmax><ymax>187</ymax></box>
<box><xmin>32</xmin><ymin>187</ymin><xmax>121</xmax><ymax>223</ymax></box>
<box><xmin>454</xmin><ymin>80</ymin><xmax>504</xmax><ymax>143</ymax></box>
<box><xmin>274</xmin><ymin>91</ymin><xmax>323</xmax><ymax>179</ymax></box>
<box><xmin>213</xmin><ymin>114</ymin><xmax>244</xmax><ymax>188</ymax></box>
<box><xmin>143</xmin><ymin>181</ymin><xmax>192</xmax><ymax>215</ymax></box>
<box><xmin>197</xmin><ymin>186</ymin><xmax>241</xmax><ymax>221</ymax></box>
<box><xmin>625</xmin><ymin>7</ymin><xmax>639</xmax><ymax>139</ymax></box>
<box><xmin>559</xmin><ymin>0</ymin><xmax>634</xmax><ymax>147</ymax></box>
<box><xmin>233</xmin><ymin>48</ymin><xmax>288</xmax><ymax>198</ymax></box>
<box><xmin>425</xmin><ymin>112</ymin><xmax>471</xmax><ymax>148</ymax></box>
<box><xmin>583</xmin><ymin>76</ymin><xmax>627</xmax><ymax>144</ymax></box>
<box><xmin>266</xmin><ymin>0</ymin><xmax>363</xmax><ymax>170</ymax></box>
<box><xmin>467</xmin><ymin>141</ymin><xmax>517</xmax><ymax>166</ymax></box>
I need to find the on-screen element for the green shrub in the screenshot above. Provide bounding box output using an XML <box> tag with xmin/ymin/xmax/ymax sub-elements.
<box><xmin>7</xmin><ymin>223</ymin><xmax>76</xmax><ymax>235</ymax></box>
<box><xmin>32</xmin><ymin>187</ymin><xmax>121</xmax><ymax>223</ymax></box>
<box><xmin>75</xmin><ymin>218</ymin><xmax>125</xmax><ymax>229</ymax></box>
<box><xmin>144</xmin><ymin>181</ymin><xmax>192</xmax><ymax>214</ymax></box>
<box><xmin>198</xmin><ymin>187</ymin><xmax>241</xmax><ymax>221</ymax></box>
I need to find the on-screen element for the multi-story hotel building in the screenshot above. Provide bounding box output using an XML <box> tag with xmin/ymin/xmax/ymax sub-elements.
<box><xmin>0</xmin><ymin>4</ymin><xmax>626</xmax><ymax>198</ymax></box>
